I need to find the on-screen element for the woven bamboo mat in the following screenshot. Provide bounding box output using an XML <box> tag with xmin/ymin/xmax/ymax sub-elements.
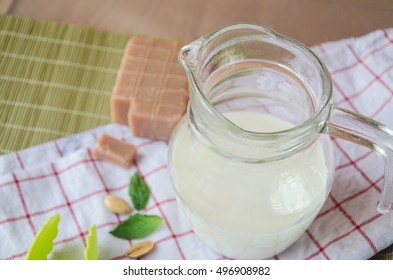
<box><xmin>0</xmin><ymin>14</ymin><xmax>391</xmax><ymax>260</ymax></box>
<box><xmin>0</xmin><ymin>15</ymin><xmax>130</xmax><ymax>154</ymax></box>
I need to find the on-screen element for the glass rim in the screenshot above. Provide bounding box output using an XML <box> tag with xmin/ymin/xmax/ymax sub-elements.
<box><xmin>180</xmin><ymin>23</ymin><xmax>333</xmax><ymax>139</ymax></box>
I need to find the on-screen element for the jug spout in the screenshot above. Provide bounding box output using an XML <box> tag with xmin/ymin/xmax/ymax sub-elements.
<box><xmin>176</xmin><ymin>24</ymin><xmax>330</xmax><ymax>163</ymax></box>
<box><xmin>178</xmin><ymin>40</ymin><xmax>202</xmax><ymax>72</ymax></box>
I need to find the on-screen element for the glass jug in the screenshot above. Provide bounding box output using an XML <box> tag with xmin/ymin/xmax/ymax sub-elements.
<box><xmin>168</xmin><ymin>24</ymin><xmax>393</xmax><ymax>259</ymax></box>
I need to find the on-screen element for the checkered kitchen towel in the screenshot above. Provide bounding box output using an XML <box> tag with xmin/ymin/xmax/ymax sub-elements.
<box><xmin>1</xmin><ymin>28</ymin><xmax>393</xmax><ymax>260</ymax></box>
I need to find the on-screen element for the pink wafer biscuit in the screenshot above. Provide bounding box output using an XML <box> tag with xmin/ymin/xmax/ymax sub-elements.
<box><xmin>111</xmin><ymin>36</ymin><xmax>188</xmax><ymax>140</ymax></box>
<box><xmin>92</xmin><ymin>134</ymin><xmax>136</xmax><ymax>168</ymax></box>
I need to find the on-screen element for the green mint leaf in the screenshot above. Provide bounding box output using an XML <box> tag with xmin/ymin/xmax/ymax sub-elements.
<box><xmin>109</xmin><ymin>214</ymin><xmax>162</xmax><ymax>240</ymax></box>
<box><xmin>129</xmin><ymin>172</ymin><xmax>150</xmax><ymax>210</ymax></box>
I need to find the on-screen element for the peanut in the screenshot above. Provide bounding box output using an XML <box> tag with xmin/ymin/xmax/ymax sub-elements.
<box><xmin>125</xmin><ymin>240</ymin><xmax>155</xmax><ymax>258</ymax></box>
<box><xmin>104</xmin><ymin>194</ymin><xmax>132</xmax><ymax>215</ymax></box>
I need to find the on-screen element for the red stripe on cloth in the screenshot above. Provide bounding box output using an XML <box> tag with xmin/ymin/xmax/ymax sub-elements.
<box><xmin>87</xmin><ymin>149</ymin><xmax>110</xmax><ymax>193</ymax></box>
<box><xmin>305</xmin><ymin>230</ymin><xmax>330</xmax><ymax>259</ymax></box>
<box><xmin>331</xmin><ymin>41</ymin><xmax>392</xmax><ymax>75</ymax></box>
<box><xmin>144</xmin><ymin>197</ymin><xmax>176</xmax><ymax>212</ymax></box>
<box><xmin>0</xmin><ymin>158</ymin><xmax>103</xmax><ymax>190</ymax></box>
<box><xmin>0</xmin><ymin>215</ymin><xmax>27</xmax><ymax>225</ymax></box>
<box><xmin>0</xmin><ymin>180</ymin><xmax>14</xmax><ymax>189</ymax></box>
<box><xmin>1</xmin><ymin>171</ymin><xmax>63</xmax><ymax>189</ymax></box>
<box><xmin>371</xmin><ymin>94</ymin><xmax>393</xmax><ymax>119</ymax></box>
<box><xmin>0</xmin><ymin>186</ymin><xmax>122</xmax><ymax>226</ymax></box>
<box><xmin>136</xmin><ymin>139</ymin><xmax>161</xmax><ymax>149</ymax></box>
<box><xmin>57</xmin><ymin>158</ymin><xmax>100</xmax><ymax>173</ymax></box>
<box><xmin>305</xmin><ymin>213</ymin><xmax>382</xmax><ymax>259</ymax></box>
<box><xmin>336</xmin><ymin>150</ymin><xmax>373</xmax><ymax>170</ymax></box>
<box><xmin>91</xmin><ymin>133</ymin><xmax>98</xmax><ymax>142</ymax></box>
<box><xmin>143</xmin><ymin>164</ymin><xmax>168</xmax><ymax>178</ymax></box>
<box><xmin>383</xmin><ymin>30</ymin><xmax>393</xmax><ymax>43</ymax></box>
<box><xmin>347</xmin><ymin>44</ymin><xmax>393</xmax><ymax>96</ymax></box>
<box><xmin>5</xmin><ymin>250</ymin><xmax>27</xmax><ymax>260</ymax></box>
<box><xmin>336</xmin><ymin>63</ymin><xmax>393</xmax><ymax>106</ymax></box>
<box><xmin>54</xmin><ymin>141</ymin><xmax>63</xmax><ymax>157</ymax></box>
<box><xmin>1</xmin><ymin>172</ymin><xmax>55</xmax><ymax>189</ymax></box>
<box><xmin>50</xmin><ymin>163</ymin><xmax>86</xmax><ymax>247</ymax></box>
<box><xmin>1</xmin><ymin>158</ymin><xmax>99</xmax><ymax>188</ymax></box>
<box><xmin>28</xmin><ymin>203</ymin><xmax>67</xmax><ymax>218</ymax></box>
<box><xmin>317</xmin><ymin>175</ymin><xmax>384</xmax><ymax>219</ymax></box>
<box><xmin>0</xmin><ymin>193</ymin><xmax>176</xmax><ymax>233</ymax></box>
<box><xmin>155</xmin><ymin>229</ymin><xmax>194</xmax><ymax>246</ymax></box>
<box><xmin>0</xmin><ymin>163</ymin><xmax>173</xmax><ymax>228</ymax></box>
<box><xmin>15</xmin><ymin>152</ymin><xmax>25</xmax><ymax>169</ymax></box>
<box><xmin>329</xmin><ymin>194</ymin><xmax>378</xmax><ymax>254</ymax></box>
<box><xmin>151</xmin><ymin>193</ymin><xmax>187</xmax><ymax>258</ymax></box>
<box><xmin>0</xmin><ymin>203</ymin><xmax>68</xmax><ymax>225</ymax></box>
<box><xmin>133</xmin><ymin>159</ymin><xmax>186</xmax><ymax>260</ymax></box>
<box><xmin>332</xmin><ymin>79</ymin><xmax>359</xmax><ymax>112</ymax></box>
<box><xmin>86</xmin><ymin>149</ymin><xmax>132</xmax><ymax>247</ymax></box>
<box><xmin>12</xmin><ymin>173</ymin><xmax>36</xmax><ymax>235</ymax></box>
<box><xmin>52</xmin><ymin>221</ymin><xmax>119</xmax><ymax>247</ymax></box>
<box><xmin>118</xmin><ymin>135</ymin><xmax>164</xmax><ymax>150</ymax></box>
<box><xmin>332</xmin><ymin>138</ymin><xmax>381</xmax><ymax>193</ymax></box>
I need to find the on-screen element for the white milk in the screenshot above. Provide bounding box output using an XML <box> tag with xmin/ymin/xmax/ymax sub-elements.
<box><xmin>169</xmin><ymin>111</ymin><xmax>328</xmax><ymax>259</ymax></box>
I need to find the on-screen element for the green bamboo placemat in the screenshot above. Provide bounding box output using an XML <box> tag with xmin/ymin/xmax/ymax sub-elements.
<box><xmin>0</xmin><ymin>14</ymin><xmax>130</xmax><ymax>154</ymax></box>
<box><xmin>0</xmin><ymin>14</ymin><xmax>391</xmax><ymax>260</ymax></box>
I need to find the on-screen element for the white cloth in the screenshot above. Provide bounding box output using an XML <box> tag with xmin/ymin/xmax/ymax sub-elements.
<box><xmin>1</xmin><ymin>28</ymin><xmax>393</xmax><ymax>260</ymax></box>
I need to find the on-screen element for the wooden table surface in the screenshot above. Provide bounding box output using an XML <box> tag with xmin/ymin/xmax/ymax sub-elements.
<box><xmin>2</xmin><ymin>0</ymin><xmax>393</xmax><ymax>46</ymax></box>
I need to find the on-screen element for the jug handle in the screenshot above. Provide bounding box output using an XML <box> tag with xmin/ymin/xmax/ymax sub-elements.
<box><xmin>325</xmin><ymin>105</ymin><xmax>393</xmax><ymax>214</ymax></box>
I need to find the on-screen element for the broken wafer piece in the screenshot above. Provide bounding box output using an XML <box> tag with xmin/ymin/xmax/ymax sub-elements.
<box><xmin>111</xmin><ymin>36</ymin><xmax>188</xmax><ymax>140</ymax></box>
<box><xmin>92</xmin><ymin>134</ymin><xmax>136</xmax><ymax>168</ymax></box>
